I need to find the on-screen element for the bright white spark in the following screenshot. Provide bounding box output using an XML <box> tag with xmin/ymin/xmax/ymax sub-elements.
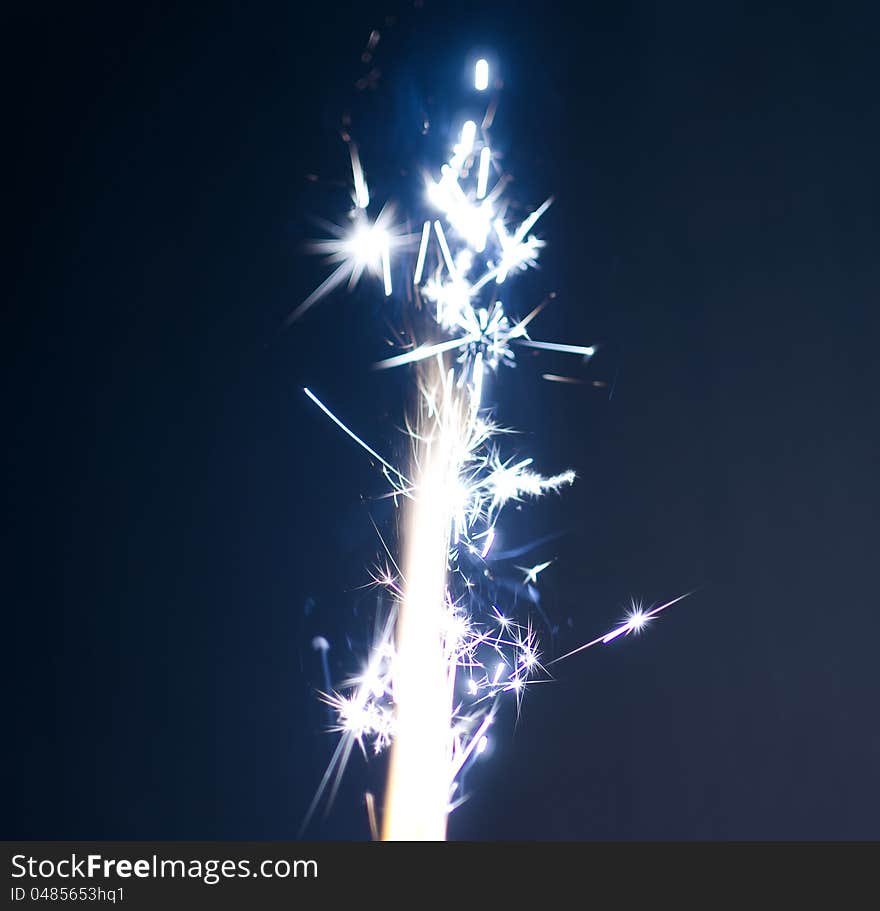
<box><xmin>514</xmin><ymin>339</ymin><xmax>596</xmax><ymax>358</ymax></box>
<box><xmin>413</xmin><ymin>220</ymin><xmax>430</xmax><ymax>285</ymax></box>
<box><xmin>301</xmin><ymin>54</ymin><xmax>689</xmax><ymax>840</ymax></box>
<box><xmin>516</xmin><ymin>560</ymin><xmax>553</xmax><ymax>585</ymax></box>
<box><xmin>374</xmin><ymin>335</ymin><xmax>471</xmax><ymax>371</ymax></box>
<box><xmin>476</xmin><ymin>147</ymin><xmax>491</xmax><ymax>199</ymax></box>
<box><xmin>381</xmin><ymin>236</ymin><xmax>392</xmax><ymax>296</ymax></box>
<box><xmin>457</xmin><ymin>120</ymin><xmax>477</xmax><ymax>161</ymax></box>
<box><xmin>429</xmin><ymin>171</ymin><xmax>494</xmax><ymax>253</ymax></box>
<box><xmin>292</xmin><ymin>206</ymin><xmax>411</xmax><ymax>321</ymax></box>
<box><xmin>550</xmin><ymin>592</ymin><xmax>695</xmax><ymax>665</ymax></box>
<box><xmin>349</xmin><ymin>142</ymin><xmax>370</xmax><ymax>209</ymax></box>
<box><xmin>474</xmin><ymin>59</ymin><xmax>489</xmax><ymax>92</ymax></box>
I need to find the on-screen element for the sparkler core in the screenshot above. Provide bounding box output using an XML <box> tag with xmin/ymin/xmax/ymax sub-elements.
<box><xmin>382</xmin><ymin>364</ymin><xmax>466</xmax><ymax>839</ymax></box>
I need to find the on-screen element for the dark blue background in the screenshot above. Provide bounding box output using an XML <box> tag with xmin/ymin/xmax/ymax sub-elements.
<box><xmin>5</xmin><ymin>1</ymin><xmax>878</xmax><ymax>839</ymax></box>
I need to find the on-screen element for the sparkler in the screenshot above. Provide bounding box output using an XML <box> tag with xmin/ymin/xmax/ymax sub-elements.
<box><xmin>299</xmin><ymin>54</ymin><xmax>688</xmax><ymax>839</ymax></box>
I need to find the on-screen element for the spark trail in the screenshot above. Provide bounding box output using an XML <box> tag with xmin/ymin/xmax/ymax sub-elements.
<box><xmin>299</xmin><ymin>54</ymin><xmax>688</xmax><ymax>840</ymax></box>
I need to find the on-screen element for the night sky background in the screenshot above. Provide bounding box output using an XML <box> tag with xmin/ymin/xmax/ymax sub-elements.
<box><xmin>6</xmin><ymin>1</ymin><xmax>879</xmax><ymax>840</ymax></box>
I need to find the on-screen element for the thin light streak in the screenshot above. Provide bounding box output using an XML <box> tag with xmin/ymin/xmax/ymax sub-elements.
<box><xmin>374</xmin><ymin>335</ymin><xmax>470</xmax><ymax>370</ymax></box>
<box><xmin>479</xmin><ymin>528</ymin><xmax>495</xmax><ymax>558</ymax></box>
<box><xmin>514</xmin><ymin>339</ymin><xmax>596</xmax><ymax>357</ymax></box>
<box><xmin>365</xmin><ymin>792</ymin><xmax>379</xmax><ymax>841</ymax></box>
<box><xmin>550</xmin><ymin>592</ymin><xmax>695</xmax><ymax>665</ymax></box>
<box><xmin>303</xmin><ymin>387</ymin><xmax>408</xmax><ymax>486</ymax></box>
<box><xmin>382</xmin><ymin>237</ymin><xmax>392</xmax><ymax>296</ymax></box>
<box><xmin>434</xmin><ymin>219</ymin><xmax>458</xmax><ymax>279</ymax></box>
<box><xmin>413</xmin><ymin>220</ymin><xmax>430</xmax><ymax>284</ymax></box>
<box><xmin>350</xmin><ymin>143</ymin><xmax>370</xmax><ymax>209</ymax></box>
<box><xmin>476</xmin><ymin>147</ymin><xmax>491</xmax><ymax>199</ymax></box>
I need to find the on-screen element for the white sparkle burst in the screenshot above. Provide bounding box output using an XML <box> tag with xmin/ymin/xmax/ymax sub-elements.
<box><xmin>299</xmin><ymin>49</ymin><xmax>689</xmax><ymax>840</ymax></box>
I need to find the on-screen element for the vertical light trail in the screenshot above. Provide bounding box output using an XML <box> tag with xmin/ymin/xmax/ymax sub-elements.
<box><xmin>459</xmin><ymin>120</ymin><xmax>477</xmax><ymax>155</ymax></box>
<box><xmin>350</xmin><ymin>143</ymin><xmax>370</xmax><ymax>209</ymax></box>
<box><xmin>382</xmin><ymin>363</ymin><xmax>464</xmax><ymax>840</ymax></box>
<box><xmin>433</xmin><ymin>220</ymin><xmax>457</xmax><ymax>277</ymax></box>
<box><xmin>382</xmin><ymin>237</ymin><xmax>393</xmax><ymax>296</ymax></box>
<box><xmin>474</xmin><ymin>59</ymin><xmax>489</xmax><ymax>91</ymax></box>
<box><xmin>476</xmin><ymin>147</ymin><xmax>491</xmax><ymax>199</ymax></box>
<box><xmin>413</xmin><ymin>220</ymin><xmax>431</xmax><ymax>285</ymax></box>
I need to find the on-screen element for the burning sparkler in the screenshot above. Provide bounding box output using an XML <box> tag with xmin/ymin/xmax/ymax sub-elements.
<box><xmin>299</xmin><ymin>53</ymin><xmax>688</xmax><ymax>840</ymax></box>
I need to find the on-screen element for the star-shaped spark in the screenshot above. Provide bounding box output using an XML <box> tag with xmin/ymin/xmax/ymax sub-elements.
<box><xmin>291</xmin><ymin>205</ymin><xmax>411</xmax><ymax>323</ymax></box>
<box><xmin>515</xmin><ymin>559</ymin><xmax>554</xmax><ymax>585</ymax></box>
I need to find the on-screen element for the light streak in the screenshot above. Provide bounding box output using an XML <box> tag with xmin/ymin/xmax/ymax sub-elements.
<box><xmin>349</xmin><ymin>143</ymin><xmax>370</xmax><ymax>209</ymax></box>
<box><xmin>413</xmin><ymin>220</ymin><xmax>430</xmax><ymax>284</ymax></box>
<box><xmin>433</xmin><ymin>219</ymin><xmax>458</xmax><ymax>277</ymax></box>
<box><xmin>381</xmin><ymin>236</ymin><xmax>392</xmax><ymax>296</ymax></box>
<box><xmin>303</xmin><ymin>387</ymin><xmax>408</xmax><ymax>487</ymax></box>
<box><xmin>514</xmin><ymin>339</ymin><xmax>596</xmax><ymax>357</ymax></box>
<box><xmin>374</xmin><ymin>335</ymin><xmax>471</xmax><ymax>371</ymax></box>
<box><xmin>458</xmin><ymin>120</ymin><xmax>477</xmax><ymax>159</ymax></box>
<box><xmin>549</xmin><ymin>592</ymin><xmax>695</xmax><ymax>665</ymax></box>
<box><xmin>476</xmin><ymin>147</ymin><xmax>491</xmax><ymax>199</ymax></box>
<box><xmin>299</xmin><ymin>48</ymin><xmax>690</xmax><ymax>841</ymax></box>
<box><xmin>474</xmin><ymin>59</ymin><xmax>489</xmax><ymax>91</ymax></box>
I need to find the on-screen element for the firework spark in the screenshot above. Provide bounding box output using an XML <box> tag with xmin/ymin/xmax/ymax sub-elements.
<box><xmin>300</xmin><ymin>52</ymin><xmax>688</xmax><ymax>839</ymax></box>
